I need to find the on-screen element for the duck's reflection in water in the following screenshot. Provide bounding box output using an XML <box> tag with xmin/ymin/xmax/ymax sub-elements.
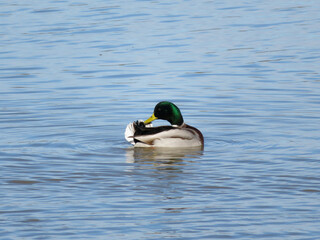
<box><xmin>125</xmin><ymin>147</ymin><xmax>203</xmax><ymax>166</ymax></box>
<box><xmin>124</xmin><ymin>147</ymin><xmax>203</xmax><ymax>220</ymax></box>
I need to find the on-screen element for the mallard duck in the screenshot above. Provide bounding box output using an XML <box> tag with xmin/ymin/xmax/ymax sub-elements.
<box><xmin>125</xmin><ymin>101</ymin><xmax>204</xmax><ymax>148</ymax></box>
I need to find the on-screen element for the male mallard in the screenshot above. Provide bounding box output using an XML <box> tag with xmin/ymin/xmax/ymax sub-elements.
<box><xmin>125</xmin><ymin>101</ymin><xmax>204</xmax><ymax>148</ymax></box>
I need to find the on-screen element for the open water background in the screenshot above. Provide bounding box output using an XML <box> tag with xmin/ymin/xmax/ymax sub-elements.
<box><xmin>1</xmin><ymin>0</ymin><xmax>320</xmax><ymax>239</ymax></box>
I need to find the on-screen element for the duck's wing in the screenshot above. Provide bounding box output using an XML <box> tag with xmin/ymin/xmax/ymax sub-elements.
<box><xmin>134</xmin><ymin>125</ymin><xmax>195</xmax><ymax>145</ymax></box>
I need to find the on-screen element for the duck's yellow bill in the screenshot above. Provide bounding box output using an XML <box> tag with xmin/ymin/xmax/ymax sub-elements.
<box><xmin>144</xmin><ymin>113</ymin><xmax>158</xmax><ymax>124</ymax></box>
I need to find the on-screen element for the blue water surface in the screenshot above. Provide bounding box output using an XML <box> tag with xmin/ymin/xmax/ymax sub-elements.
<box><xmin>1</xmin><ymin>0</ymin><xmax>320</xmax><ymax>239</ymax></box>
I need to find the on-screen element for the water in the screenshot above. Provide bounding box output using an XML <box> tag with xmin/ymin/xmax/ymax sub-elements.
<box><xmin>1</xmin><ymin>0</ymin><xmax>320</xmax><ymax>239</ymax></box>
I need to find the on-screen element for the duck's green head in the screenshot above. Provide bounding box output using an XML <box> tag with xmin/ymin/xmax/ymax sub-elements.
<box><xmin>144</xmin><ymin>101</ymin><xmax>184</xmax><ymax>126</ymax></box>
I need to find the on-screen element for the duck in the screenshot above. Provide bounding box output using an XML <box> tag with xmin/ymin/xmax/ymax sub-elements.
<box><xmin>125</xmin><ymin>101</ymin><xmax>204</xmax><ymax>148</ymax></box>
